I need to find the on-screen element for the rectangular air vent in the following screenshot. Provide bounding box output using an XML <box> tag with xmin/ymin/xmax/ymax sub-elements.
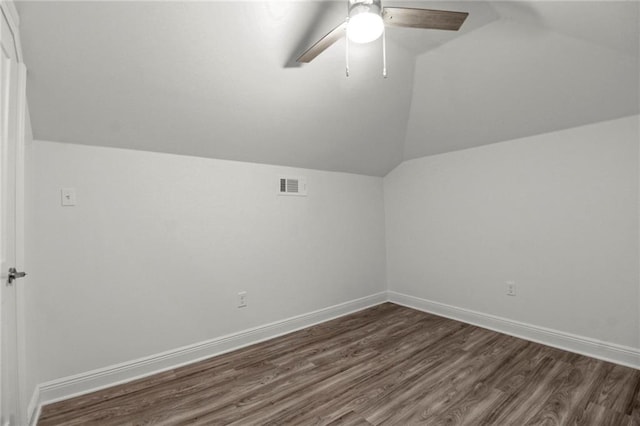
<box><xmin>278</xmin><ymin>176</ymin><xmax>307</xmax><ymax>196</ymax></box>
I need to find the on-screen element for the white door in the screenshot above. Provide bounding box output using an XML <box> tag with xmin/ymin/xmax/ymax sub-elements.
<box><xmin>0</xmin><ymin>8</ymin><xmax>26</xmax><ymax>425</ymax></box>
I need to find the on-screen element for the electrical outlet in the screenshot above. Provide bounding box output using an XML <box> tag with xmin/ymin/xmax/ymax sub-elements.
<box><xmin>237</xmin><ymin>291</ymin><xmax>247</xmax><ymax>308</ymax></box>
<box><xmin>61</xmin><ymin>188</ymin><xmax>77</xmax><ymax>206</ymax></box>
<box><xmin>506</xmin><ymin>281</ymin><xmax>516</xmax><ymax>296</ymax></box>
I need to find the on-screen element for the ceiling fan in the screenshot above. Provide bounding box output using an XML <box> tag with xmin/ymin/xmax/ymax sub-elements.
<box><xmin>297</xmin><ymin>0</ymin><xmax>469</xmax><ymax>76</ymax></box>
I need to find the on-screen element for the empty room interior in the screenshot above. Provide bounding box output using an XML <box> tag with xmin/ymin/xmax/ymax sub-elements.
<box><xmin>1</xmin><ymin>0</ymin><xmax>639</xmax><ymax>424</ymax></box>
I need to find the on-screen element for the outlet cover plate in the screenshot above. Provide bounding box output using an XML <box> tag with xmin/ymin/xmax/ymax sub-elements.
<box><xmin>61</xmin><ymin>188</ymin><xmax>77</xmax><ymax>206</ymax></box>
<box><xmin>238</xmin><ymin>291</ymin><xmax>247</xmax><ymax>308</ymax></box>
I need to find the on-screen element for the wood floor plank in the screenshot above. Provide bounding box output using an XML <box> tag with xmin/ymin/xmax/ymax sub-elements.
<box><xmin>429</xmin><ymin>386</ymin><xmax>506</xmax><ymax>426</ymax></box>
<box><xmin>38</xmin><ymin>303</ymin><xmax>640</xmax><ymax>426</ymax></box>
<box><xmin>360</xmin><ymin>348</ymin><xmax>483</xmax><ymax>423</ymax></box>
<box><xmin>282</xmin><ymin>336</ymin><xmax>470</xmax><ymax>424</ymax></box>
<box><xmin>397</xmin><ymin>335</ymin><xmax>527</xmax><ymax>424</ymax></box>
<box><xmin>562</xmin><ymin>357</ymin><xmax>616</xmax><ymax>426</ymax></box>
<box><xmin>254</xmin><ymin>327</ymin><xmax>471</xmax><ymax>425</ymax></box>
<box><xmin>183</xmin><ymin>316</ymin><xmax>468</xmax><ymax>425</ymax></box>
<box><xmin>593</xmin><ymin>364</ymin><xmax>640</xmax><ymax>414</ymax></box>
<box><xmin>581</xmin><ymin>402</ymin><xmax>633</xmax><ymax>426</ymax></box>
<box><xmin>522</xmin><ymin>357</ymin><xmax>603</xmax><ymax>425</ymax></box>
<box><xmin>109</xmin><ymin>346</ymin><xmax>374</xmax><ymax>425</ymax></box>
<box><xmin>324</xmin><ymin>411</ymin><xmax>373</xmax><ymax>426</ymax></box>
<box><xmin>491</xmin><ymin>342</ymin><xmax>547</xmax><ymax>394</ymax></box>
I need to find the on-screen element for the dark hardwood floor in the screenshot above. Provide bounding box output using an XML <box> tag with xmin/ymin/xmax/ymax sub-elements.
<box><xmin>38</xmin><ymin>303</ymin><xmax>640</xmax><ymax>425</ymax></box>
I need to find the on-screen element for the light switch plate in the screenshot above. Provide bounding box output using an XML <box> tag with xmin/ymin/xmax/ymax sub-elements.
<box><xmin>61</xmin><ymin>188</ymin><xmax>77</xmax><ymax>206</ymax></box>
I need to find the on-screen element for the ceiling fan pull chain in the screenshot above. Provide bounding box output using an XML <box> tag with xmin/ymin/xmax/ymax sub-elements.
<box><xmin>382</xmin><ymin>28</ymin><xmax>387</xmax><ymax>78</ymax></box>
<box><xmin>345</xmin><ymin>21</ymin><xmax>350</xmax><ymax>77</ymax></box>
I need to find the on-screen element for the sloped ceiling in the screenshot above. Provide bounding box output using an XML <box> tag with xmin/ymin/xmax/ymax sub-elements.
<box><xmin>16</xmin><ymin>1</ymin><xmax>640</xmax><ymax>176</ymax></box>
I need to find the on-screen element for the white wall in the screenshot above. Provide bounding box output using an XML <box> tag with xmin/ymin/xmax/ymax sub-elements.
<box><xmin>32</xmin><ymin>141</ymin><xmax>386</xmax><ymax>383</ymax></box>
<box><xmin>385</xmin><ymin>115</ymin><xmax>640</xmax><ymax>348</ymax></box>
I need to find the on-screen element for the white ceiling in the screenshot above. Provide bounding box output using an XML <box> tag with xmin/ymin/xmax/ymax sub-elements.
<box><xmin>16</xmin><ymin>1</ymin><xmax>640</xmax><ymax>176</ymax></box>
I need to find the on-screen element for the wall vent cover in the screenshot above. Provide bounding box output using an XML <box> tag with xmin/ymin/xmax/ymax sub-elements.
<box><xmin>279</xmin><ymin>177</ymin><xmax>307</xmax><ymax>196</ymax></box>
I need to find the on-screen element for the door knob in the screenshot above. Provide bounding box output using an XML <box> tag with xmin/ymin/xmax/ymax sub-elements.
<box><xmin>7</xmin><ymin>267</ymin><xmax>26</xmax><ymax>285</ymax></box>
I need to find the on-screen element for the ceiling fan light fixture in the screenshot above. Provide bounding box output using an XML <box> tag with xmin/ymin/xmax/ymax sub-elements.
<box><xmin>347</xmin><ymin>12</ymin><xmax>384</xmax><ymax>43</ymax></box>
<box><xmin>347</xmin><ymin>0</ymin><xmax>384</xmax><ymax>44</ymax></box>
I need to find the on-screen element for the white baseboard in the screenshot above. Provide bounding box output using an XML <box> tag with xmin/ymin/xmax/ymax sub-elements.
<box><xmin>34</xmin><ymin>292</ymin><xmax>387</xmax><ymax>416</ymax></box>
<box><xmin>388</xmin><ymin>290</ymin><xmax>640</xmax><ymax>370</ymax></box>
<box><xmin>27</xmin><ymin>386</ymin><xmax>40</xmax><ymax>426</ymax></box>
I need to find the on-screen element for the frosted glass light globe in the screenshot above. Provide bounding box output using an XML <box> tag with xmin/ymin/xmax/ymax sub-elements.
<box><xmin>347</xmin><ymin>12</ymin><xmax>384</xmax><ymax>44</ymax></box>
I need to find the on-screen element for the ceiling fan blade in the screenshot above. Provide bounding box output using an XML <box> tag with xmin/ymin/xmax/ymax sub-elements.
<box><xmin>382</xmin><ymin>7</ymin><xmax>468</xmax><ymax>31</ymax></box>
<box><xmin>297</xmin><ymin>21</ymin><xmax>347</xmax><ymax>63</ymax></box>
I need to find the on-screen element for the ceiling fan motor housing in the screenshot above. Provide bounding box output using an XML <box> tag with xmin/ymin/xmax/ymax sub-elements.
<box><xmin>349</xmin><ymin>0</ymin><xmax>382</xmax><ymax>19</ymax></box>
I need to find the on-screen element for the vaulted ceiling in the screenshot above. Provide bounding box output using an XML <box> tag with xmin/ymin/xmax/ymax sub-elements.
<box><xmin>16</xmin><ymin>1</ymin><xmax>640</xmax><ymax>176</ymax></box>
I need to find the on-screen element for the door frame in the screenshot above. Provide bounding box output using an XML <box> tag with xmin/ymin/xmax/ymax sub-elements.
<box><xmin>14</xmin><ymin>60</ymin><xmax>27</xmax><ymax>426</ymax></box>
<box><xmin>0</xmin><ymin>1</ymin><xmax>28</xmax><ymax>424</ymax></box>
